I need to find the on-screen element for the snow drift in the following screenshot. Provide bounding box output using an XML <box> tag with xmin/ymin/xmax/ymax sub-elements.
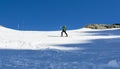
<box><xmin>0</xmin><ymin>25</ymin><xmax>120</xmax><ymax>50</ymax></box>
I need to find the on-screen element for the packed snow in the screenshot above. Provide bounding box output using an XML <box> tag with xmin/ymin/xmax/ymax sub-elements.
<box><xmin>0</xmin><ymin>25</ymin><xmax>120</xmax><ymax>50</ymax></box>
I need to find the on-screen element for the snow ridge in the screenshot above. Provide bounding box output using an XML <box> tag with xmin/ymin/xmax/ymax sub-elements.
<box><xmin>0</xmin><ymin>26</ymin><xmax>120</xmax><ymax>50</ymax></box>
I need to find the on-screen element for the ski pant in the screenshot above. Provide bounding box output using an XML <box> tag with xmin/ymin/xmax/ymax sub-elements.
<box><xmin>61</xmin><ymin>31</ymin><xmax>68</xmax><ymax>37</ymax></box>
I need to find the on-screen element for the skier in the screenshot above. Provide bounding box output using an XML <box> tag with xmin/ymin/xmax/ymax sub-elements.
<box><xmin>61</xmin><ymin>25</ymin><xmax>68</xmax><ymax>37</ymax></box>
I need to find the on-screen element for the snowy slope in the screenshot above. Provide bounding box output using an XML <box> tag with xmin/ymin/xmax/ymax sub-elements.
<box><xmin>0</xmin><ymin>25</ymin><xmax>120</xmax><ymax>50</ymax></box>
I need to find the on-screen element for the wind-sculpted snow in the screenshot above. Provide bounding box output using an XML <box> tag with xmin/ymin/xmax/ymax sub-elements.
<box><xmin>0</xmin><ymin>26</ymin><xmax>120</xmax><ymax>69</ymax></box>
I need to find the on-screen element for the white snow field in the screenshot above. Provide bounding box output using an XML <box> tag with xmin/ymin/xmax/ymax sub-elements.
<box><xmin>0</xmin><ymin>25</ymin><xmax>120</xmax><ymax>50</ymax></box>
<box><xmin>1</xmin><ymin>25</ymin><xmax>120</xmax><ymax>69</ymax></box>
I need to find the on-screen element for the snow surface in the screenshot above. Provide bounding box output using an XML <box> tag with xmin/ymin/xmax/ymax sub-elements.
<box><xmin>1</xmin><ymin>26</ymin><xmax>120</xmax><ymax>69</ymax></box>
<box><xmin>0</xmin><ymin>26</ymin><xmax>120</xmax><ymax>50</ymax></box>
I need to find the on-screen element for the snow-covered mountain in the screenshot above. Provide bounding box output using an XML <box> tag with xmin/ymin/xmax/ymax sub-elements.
<box><xmin>0</xmin><ymin>25</ymin><xmax>120</xmax><ymax>50</ymax></box>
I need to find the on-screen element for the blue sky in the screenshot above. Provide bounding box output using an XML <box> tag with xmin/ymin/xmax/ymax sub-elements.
<box><xmin>0</xmin><ymin>0</ymin><xmax>120</xmax><ymax>31</ymax></box>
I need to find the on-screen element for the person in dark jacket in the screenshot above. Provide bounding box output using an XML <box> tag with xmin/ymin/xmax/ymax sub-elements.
<box><xmin>61</xmin><ymin>25</ymin><xmax>68</xmax><ymax>37</ymax></box>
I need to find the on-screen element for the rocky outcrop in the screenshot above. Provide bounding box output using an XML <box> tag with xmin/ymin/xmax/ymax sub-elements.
<box><xmin>84</xmin><ymin>24</ymin><xmax>120</xmax><ymax>29</ymax></box>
